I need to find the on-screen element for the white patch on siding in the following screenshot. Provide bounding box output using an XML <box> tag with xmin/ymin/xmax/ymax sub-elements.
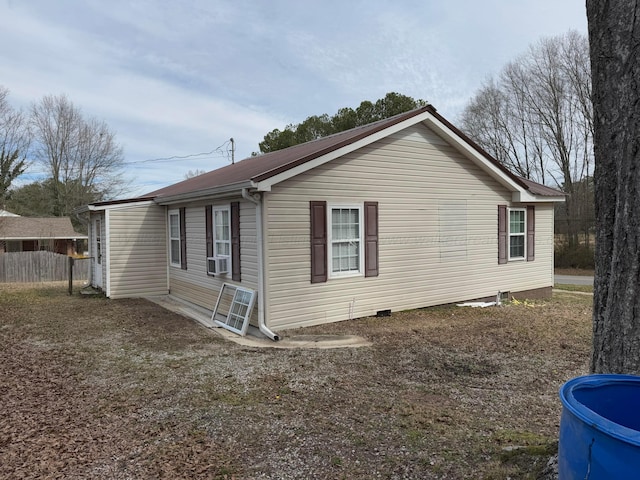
<box><xmin>439</xmin><ymin>200</ymin><xmax>467</xmax><ymax>262</ymax></box>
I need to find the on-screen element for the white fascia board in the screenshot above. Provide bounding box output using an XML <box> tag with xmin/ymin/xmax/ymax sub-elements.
<box><xmin>83</xmin><ymin>200</ymin><xmax>156</xmax><ymax>212</ymax></box>
<box><xmin>512</xmin><ymin>191</ymin><xmax>566</xmax><ymax>203</ymax></box>
<box><xmin>253</xmin><ymin>111</ymin><xmax>434</xmax><ymax>192</ymax></box>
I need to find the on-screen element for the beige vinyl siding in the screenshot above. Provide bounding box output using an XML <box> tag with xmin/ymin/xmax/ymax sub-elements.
<box><xmin>108</xmin><ymin>204</ymin><xmax>168</xmax><ymax>298</ymax></box>
<box><xmin>264</xmin><ymin>123</ymin><xmax>555</xmax><ymax>330</ymax></box>
<box><xmin>168</xmin><ymin>199</ymin><xmax>259</xmax><ymax>315</ymax></box>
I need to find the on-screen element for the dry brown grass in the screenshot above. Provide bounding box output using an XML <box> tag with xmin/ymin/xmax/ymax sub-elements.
<box><xmin>0</xmin><ymin>284</ymin><xmax>592</xmax><ymax>479</ymax></box>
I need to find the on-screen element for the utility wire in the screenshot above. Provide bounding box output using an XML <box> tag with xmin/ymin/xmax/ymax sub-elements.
<box><xmin>122</xmin><ymin>140</ymin><xmax>232</xmax><ymax>165</ymax></box>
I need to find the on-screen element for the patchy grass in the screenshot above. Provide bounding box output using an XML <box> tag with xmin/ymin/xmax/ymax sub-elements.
<box><xmin>0</xmin><ymin>284</ymin><xmax>592</xmax><ymax>479</ymax></box>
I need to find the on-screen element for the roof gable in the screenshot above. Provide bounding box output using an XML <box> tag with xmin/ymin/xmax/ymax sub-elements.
<box><xmin>129</xmin><ymin>104</ymin><xmax>564</xmax><ymax>204</ymax></box>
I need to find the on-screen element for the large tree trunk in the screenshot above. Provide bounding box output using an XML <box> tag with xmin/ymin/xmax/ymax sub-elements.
<box><xmin>588</xmin><ymin>1</ymin><xmax>640</xmax><ymax>373</ymax></box>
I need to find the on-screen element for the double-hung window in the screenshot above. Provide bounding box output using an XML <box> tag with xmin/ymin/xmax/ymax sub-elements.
<box><xmin>206</xmin><ymin>203</ymin><xmax>240</xmax><ymax>278</ymax></box>
<box><xmin>329</xmin><ymin>205</ymin><xmax>363</xmax><ymax>277</ymax></box>
<box><xmin>168</xmin><ymin>210</ymin><xmax>181</xmax><ymax>266</ymax></box>
<box><xmin>508</xmin><ymin>208</ymin><xmax>526</xmax><ymax>260</ymax></box>
<box><xmin>213</xmin><ymin>206</ymin><xmax>231</xmax><ymax>273</ymax></box>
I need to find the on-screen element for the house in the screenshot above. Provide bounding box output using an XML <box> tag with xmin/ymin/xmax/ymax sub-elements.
<box><xmin>0</xmin><ymin>214</ymin><xmax>87</xmax><ymax>255</ymax></box>
<box><xmin>79</xmin><ymin>105</ymin><xmax>564</xmax><ymax>339</ymax></box>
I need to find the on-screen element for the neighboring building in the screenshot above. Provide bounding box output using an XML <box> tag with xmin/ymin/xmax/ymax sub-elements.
<box><xmin>0</xmin><ymin>215</ymin><xmax>87</xmax><ymax>255</ymax></box>
<box><xmin>79</xmin><ymin>105</ymin><xmax>564</xmax><ymax>339</ymax></box>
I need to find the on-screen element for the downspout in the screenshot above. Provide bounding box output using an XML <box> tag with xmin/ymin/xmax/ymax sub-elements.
<box><xmin>242</xmin><ymin>188</ymin><xmax>280</xmax><ymax>341</ymax></box>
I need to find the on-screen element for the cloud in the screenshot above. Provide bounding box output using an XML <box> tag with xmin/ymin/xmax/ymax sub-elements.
<box><xmin>0</xmin><ymin>0</ymin><xmax>588</xmax><ymax>198</ymax></box>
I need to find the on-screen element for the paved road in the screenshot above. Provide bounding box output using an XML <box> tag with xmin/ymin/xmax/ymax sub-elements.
<box><xmin>555</xmin><ymin>275</ymin><xmax>594</xmax><ymax>286</ymax></box>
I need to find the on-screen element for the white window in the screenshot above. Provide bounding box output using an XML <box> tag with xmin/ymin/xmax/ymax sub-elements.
<box><xmin>508</xmin><ymin>208</ymin><xmax>526</xmax><ymax>260</ymax></box>
<box><xmin>212</xmin><ymin>206</ymin><xmax>231</xmax><ymax>274</ymax></box>
<box><xmin>211</xmin><ymin>283</ymin><xmax>256</xmax><ymax>336</ymax></box>
<box><xmin>328</xmin><ymin>205</ymin><xmax>363</xmax><ymax>277</ymax></box>
<box><xmin>168</xmin><ymin>210</ymin><xmax>181</xmax><ymax>266</ymax></box>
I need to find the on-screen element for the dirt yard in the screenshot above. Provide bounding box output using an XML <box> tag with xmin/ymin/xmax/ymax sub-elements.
<box><xmin>0</xmin><ymin>284</ymin><xmax>592</xmax><ymax>479</ymax></box>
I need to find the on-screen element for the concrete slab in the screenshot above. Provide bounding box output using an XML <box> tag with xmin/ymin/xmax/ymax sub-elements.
<box><xmin>146</xmin><ymin>295</ymin><xmax>372</xmax><ymax>349</ymax></box>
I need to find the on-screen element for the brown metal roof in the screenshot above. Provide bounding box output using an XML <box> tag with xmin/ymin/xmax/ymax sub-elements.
<box><xmin>132</xmin><ymin>103</ymin><xmax>562</xmax><ymax>201</ymax></box>
<box><xmin>0</xmin><ymin>216</ymin><xmax>86</xmax><ymax>239</ymax></box>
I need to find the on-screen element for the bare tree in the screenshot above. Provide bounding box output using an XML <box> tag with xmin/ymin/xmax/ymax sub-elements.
<box><xmin>0</xmin><ymin>86</ymin><xmax>30</xmax><ymax>205</ymax></box>
<box><xmin>30</xmin><ymin>94</ymin><xmax>127</xmax><ymax>216</ymax></box>
<box><xmin>461</xmin><ymin>78</ymin><xmax>546</xmax><ymax>182</ymax></box>
<box><xmin>460</xmin><ymin>31</ymin><xmax>593</xmax><ymax>246</ymax></box>
<box><xmin>588</xmin><ymin>1</ymin><xmax>640</xmax><ymax>373</ymax></box>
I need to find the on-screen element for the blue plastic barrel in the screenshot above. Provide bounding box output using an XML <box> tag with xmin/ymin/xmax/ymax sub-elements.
<box><xmin>558</xmin><ymin>374</ymin><xmax>640</xmax><ymax>479</ymax></box>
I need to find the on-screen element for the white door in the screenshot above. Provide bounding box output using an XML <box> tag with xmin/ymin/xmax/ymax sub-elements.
<box><xmin>92</xmin><ymin>217</ymin><xmax>103</xmax><ymax>288</ymax></box>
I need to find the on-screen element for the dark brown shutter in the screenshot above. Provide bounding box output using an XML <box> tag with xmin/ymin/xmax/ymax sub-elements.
<box><xmin>310</xmin><ymin>201</ymin><xmax>327</xmax><ymax>283</ymax></box>
<box><xmin>231</xmin><ymin>201</ymin><xmax>241</xmax><ymax>281</ymax></box>
<box><xmin>179</xmin><ymin>207</ymin><xmax>187</xmax><ymax>270</ymax></box>
<box><xmin>205</xmin><ymin>205</ymin><xmax>213</xmax><ymax>264</ymax></box>
<box><xmin>527</xmin><ymin>205</ymin><xmax>535</xmax><ymax>261</ymax></box>
<box><xmin>364</xmin><ymin>201</ymin><xmax>379</xmax><ymax>277</ymax></box>
<box><xmin>498</xmin><ymin>205</ymin><xmax>507</xmax><ymax>264</ymax></box>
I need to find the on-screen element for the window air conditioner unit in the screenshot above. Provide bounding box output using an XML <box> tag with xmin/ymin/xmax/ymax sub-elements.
<box><xmin>207</xmin><ymin>256</ymin><xmax>229</xmax><ymax>275</ymax></box>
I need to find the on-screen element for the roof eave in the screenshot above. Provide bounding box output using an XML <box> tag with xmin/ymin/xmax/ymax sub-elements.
<box><xmin>74</xmin><ymin>205</ymin><xmax>91</xmax><ymax>214</ymax></box>
<box><xmin>153</xmin><ymin>181</ymin><xmax>253</xmax><ymax>205</ymax></box>
<box><xmin>75</xmin><ymin>197</ymin><xmax>157</xmax><ymax>214</ymax></box>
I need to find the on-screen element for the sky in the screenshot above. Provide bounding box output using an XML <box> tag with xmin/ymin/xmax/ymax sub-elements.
<box><xmin>0</xmin><ymin>0</ymin><xmax>588</xmax><ymax>198</ymax></box>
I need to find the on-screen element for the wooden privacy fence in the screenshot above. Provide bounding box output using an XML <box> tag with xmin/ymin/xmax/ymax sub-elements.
<box><xmin>0</xmin><ymin>251</ymin><xmax>90</xmax><ymax>283</ymax></box>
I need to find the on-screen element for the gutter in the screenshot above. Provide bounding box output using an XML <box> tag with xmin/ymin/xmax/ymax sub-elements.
<box><xmin>242</xmin><ymin>187</ymin><xmax>280</xmax><ymax>341</ymax></box>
